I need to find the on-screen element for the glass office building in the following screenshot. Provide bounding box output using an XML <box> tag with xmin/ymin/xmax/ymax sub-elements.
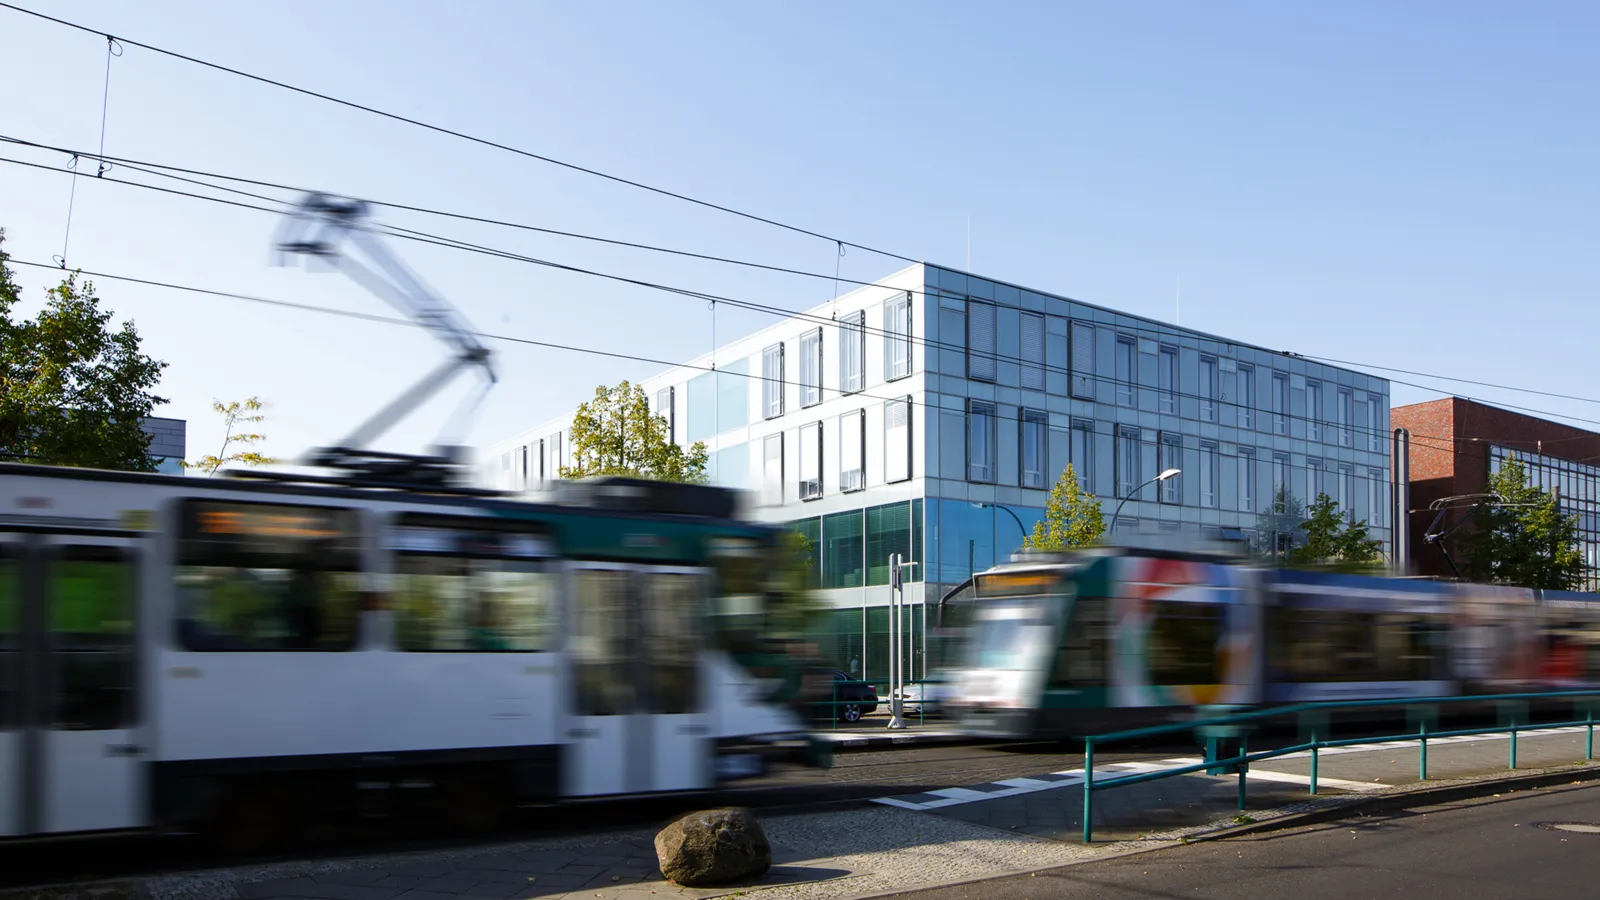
<box><xmin>486</xmin><ymin>264</ymin><xmax>1392</xmax><ymax>681</ymax></box>
<box><xmin>1489</xmin><ymin>445</ymin><xmax>1600</xmax><ymax>591</ymax></box>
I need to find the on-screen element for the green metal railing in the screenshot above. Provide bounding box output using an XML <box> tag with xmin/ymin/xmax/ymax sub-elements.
<box><xmin>1079</xmin><ymin>689</ymin><xmax>1600</xmax><ymax>843</ymax></box>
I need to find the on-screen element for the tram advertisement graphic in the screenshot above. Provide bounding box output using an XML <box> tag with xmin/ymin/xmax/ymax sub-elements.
<box><xmin>1111</xmin><ymin>556</ymin><xmax>1253</xmax><ymax>708</ymax></box>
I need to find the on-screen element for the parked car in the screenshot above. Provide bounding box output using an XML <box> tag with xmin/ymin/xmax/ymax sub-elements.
<box><xmin>889</xmin><ymin>681</ymin><xmax>943</xmax><ymax>716</ymax></box>
<box><xmin>804</xmin><ymin>668</ymin><xmax>879</xmax><ymax>723</ymax></box>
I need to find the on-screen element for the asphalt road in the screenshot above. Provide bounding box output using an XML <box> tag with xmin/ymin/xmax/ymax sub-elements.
<box><xmin>887</xmin><ymin>782</ymin><xmax>1600</xmax><ymax>900</ymax></box>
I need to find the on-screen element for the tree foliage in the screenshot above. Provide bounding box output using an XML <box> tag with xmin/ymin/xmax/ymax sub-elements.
<box><xmin>1023</xmin><ymin>464</ymin><xmax>1105</xmax><ymax>550</ymax></box>
<box><xmin>1288</xmin><ymin>493</ymin><xmax>1384</xmax><ymax>571</ymax></box>
<box><xmin>561</xmin><ymin>380</ymin><xmax>708</xmax><ymax>483</ymax></box>
<box><xmin>0</xmin><ymin>232</ymin><xmax>168</xmax><ymax>471</ymax></box>
<box><xmin>184</xmin><ymin>397</ymin><xmax>276</xmax><ymax>475</ymax></box>
<box><xmin>1458</xmin><ymin>454</ymin><xmax>1586</xmax><ymax>590</ymax></box>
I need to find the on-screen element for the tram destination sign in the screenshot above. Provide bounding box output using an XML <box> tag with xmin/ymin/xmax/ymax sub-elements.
<box><xmin>178</xmin><ymin>499</ymin><xmax>361</xmax><ymax>561</ymax></box>
<box><xmin>974</xmin><ymin>570</ymin><xmax>1061</xmax><ymax>598</ymax></box>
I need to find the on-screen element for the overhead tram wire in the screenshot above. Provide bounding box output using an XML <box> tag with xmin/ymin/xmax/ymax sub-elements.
<box><xmin>6</xmin><ymin>149</ymin><xmax>1600</xmax><ymax>445</ymax></box>
<box><xmin>0</xmin><ymin>256</ymin><xmax>1480</xmax><ymax>470</ymax></box>
<box><xmin>0</xmin><ymin>2</ymin><xmax>920</xmax><ymax>267</ymax></box>
<box><xmin>7</xmin><ymin>135</ymin><xmax>1600</xmax><ymax>431</ymax></box>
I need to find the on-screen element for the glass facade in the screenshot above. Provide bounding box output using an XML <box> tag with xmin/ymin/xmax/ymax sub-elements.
<box><xmin>1490</xmin><ymin>446</ymin><xmax>1600</xmax><ymax>590</ymax></box>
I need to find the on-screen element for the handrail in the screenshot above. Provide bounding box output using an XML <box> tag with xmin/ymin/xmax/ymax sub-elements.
<box><xmin>1079</xmin><ymin>688</ymin><xmax>1600</xmax><ymax>843</ymax></box>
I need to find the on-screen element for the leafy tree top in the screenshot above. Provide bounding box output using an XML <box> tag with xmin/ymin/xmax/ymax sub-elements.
<box><xmin>184</xmin><ymin>397</ymin><xmax>277</xmax><ymax>475</ymax></box>
<box><xmin>1458</xmin><ymin>453</ymin><xmax>1586</xmax><ymax>590</ymax></box>
<box><xmin>561</xmin><ymin>380</ymin><xmax>709</xmax><ymax>484</ymax></box>
<box><xmin>1023</xmin><ymin>463</ymin><xmax>1105</xmax><ymax>551</ymax></box>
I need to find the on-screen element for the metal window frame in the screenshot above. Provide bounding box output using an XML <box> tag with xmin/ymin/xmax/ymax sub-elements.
<box><xmin>1157</xmin><ymin>344</ymin><xmax>1178</xmax><ymax>414</ymax></box>
<box><xmin>1114</xmin><ymin>335</ymin><xmax>1137</xmax><ymax>407</ymax></box>
<box><xmin>1020</xmin><ymin>408</ymin><xmax>1049</xmax><ymax>489</ymax></box>
<box><xmin>884</xmin><ymin>396</ymin><xmax>912</xmax><ymax>485</ymax></box>
<box><xmin>967</xmin><ymin>300</ymin><xmax>998</xmax><ymax>383</ymax></box>
<box><xmin>1199</xmin><ymin>440</ymin><xmax>1219</xmax><ymax>508</ymax></box>
<box><xmin>967</xmin><ymin>399</ymin><xmax>997</xmax><ymax>484</ymax></box>
<box><xmin>799</xmin><ymin>328</ymin><xmax>823</xmax><ymax>408</ymax></box>
<box><xmin>798</xmin><ymin>421</ymin><xmax>824</xmax><ymax>501</ymax></box>
<box><xmin>762</xmin><ymin>342</ymin><xmax>785</xmax><ymax>420</ymax></box>
<box><xmin>884</xmin><ymin>292</ymin><xmax>912</xmax><ymax>382</ymax></box>
<box><xmin>1158</xmin><ymin>432</ymin><xmax>1182</xmax><ymax>503</ymax></box>
<box><xmin>840</xmin><ymin>310</ymin><xmax>866</xmax><ymax>395</ymax></box>
<box><xmin>840</xmin><ymin>408</ymin><xmax>866</xmax><ymax>493</ymax></box>
<box><xmin>1199</xmin><ymin>355</ymin><xmax>1218</xmax><ymax>422</ymax></box>
<box><xmin>1116</xmin><ymin>424</ymin><xmax>1142</xmax><ymax>498</ymax></box>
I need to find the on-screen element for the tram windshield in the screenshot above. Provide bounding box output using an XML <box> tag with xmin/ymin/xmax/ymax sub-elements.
<box><xmin>969</xmin><ymin>598</ymin><xmax>1055</xmax><ymax>671</ymax></box>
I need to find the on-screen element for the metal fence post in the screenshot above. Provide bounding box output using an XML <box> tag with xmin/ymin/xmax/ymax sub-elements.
<box><xmin>1588</xmin><ymin>709</ymin><xmax>1594</xmax><ymax>762</ymax></box>
<box><xmin>1419</xmin><ymin>719</ymin><xmax>1428</xmax><ymax>781</ymax></box>
<box><xmin>1082</xmin><ymin>740</ymin><xmax>1095</xmax><ymax>844</ymax></box>
<box><xmin>1309</xmin><ymin>730</ymin><xmax>1319</xmax><ymax>796</ymax></box>
<box><xmin>1237</xmin><ymin>736</ymin><xmax>1248</xmax><ymax>811</ymax></box>
<box><xmin>1510</xmin><ymin>721</ymin><xmax>1518</xmax><ymax>770</ymax></box>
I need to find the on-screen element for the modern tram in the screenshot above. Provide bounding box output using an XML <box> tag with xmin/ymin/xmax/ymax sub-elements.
<box><xmin>939</xmin><ymin>547</ymin><xmax>1600</xmax><ymax>739</ymax></box>
<box><xmin>0</xmin><ymin>461</ymin><xmax>822</xmax><ymax>847</ymax></box>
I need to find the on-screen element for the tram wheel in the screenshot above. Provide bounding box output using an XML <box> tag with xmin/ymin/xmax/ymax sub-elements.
<box><xmin>443</xmin><ymin>772</ymin><xmax>509</xmax><ymax>835</ymax></box>
<box><xmin>841</xmin><ymin>704</ymin><xmax>863</xmax><ymax>723</ymax></box>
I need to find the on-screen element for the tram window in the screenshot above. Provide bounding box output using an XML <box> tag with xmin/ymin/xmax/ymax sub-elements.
<box><xmin>1051</xmin><ymin>596</ymin><xmax>1108</xmax><ymax>687</ymax></box>
<box><xmin>0</xmin><ymin>548</ymin><xmax>16</xmax><ymax>729</ymax></box>
<box><xmin>394</xmin><ymin>556</ymin><xmax>555</xmax><ymax>652</ymax></box>
<box><xmin>1268</xmin><ymin>608</ymin><xmax>1448</xmax><ymax>682</ymax></box>
<box><xmin>644</xmin><ymin>572</ymin><xmax>703</xmax><ymax>714</ymax></box>
<box><xmin>174</xmin><ymin>500</ymin><xmax>362</xmax><ymax>652</ymax></box>
<box><xmin>1147</xmin><ymin>602</ymin><xmax>1224</xmax><ymax>686</ymax></box>
<box><xmin>51</xmin><ymin>547</ymin><xmax>136</xmax><ymax>731</ymax></box>
<box><xmin>572</xmin><ymin>569</ymin><xmax>635</xmax><ymax>716</ymax></box>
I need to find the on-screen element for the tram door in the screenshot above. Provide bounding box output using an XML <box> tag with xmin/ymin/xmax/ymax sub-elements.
<box><xmin>1</xmin><ymin>533</ymin><xmax>143</xmax><ymax>836</ymax></box>
<box><xmin>565</xmin><ymin>564</ymin><xmax>709</xmax><ymax>797</ymax></box>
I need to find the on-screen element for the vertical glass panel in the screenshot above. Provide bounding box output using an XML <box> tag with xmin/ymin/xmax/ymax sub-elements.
<box><xmin>52</xmin><ymin>547</ymin><xmax>136</xmax><ymax>731</ymax></box>
<box><xmin>716</xmin><ymin>358</ymin><xmax>749</xmax><ymax>432</ymax></box>
<box><xmin>1115</xmin><ymin>336</ymin><xmax>1135</xmax><ymax>407</ymax></box>
<box><xmin>1368</xmin><ymin>396</ymin><xmax>1382</xmax><ymax>451</ymax></box>
<box><xmin>1020</xmin><ymin>312</ymin><xmax>1045</xmax><ymax>390</ymax></box>
<box><xmin>1369</xmin><ymin>469</ymin><xmax>1385</xmax><ymax>528</ymax></box>
<box><xmin>840</xmin><ymin>409</ymin><xmax>865</xmax><ymax>492</ymax></box>
<box><xmin>968</xmin><ymin>301</ymin><xmax>997</xmax><ymax>382</ymax></box>
<box><xmin>0</xmin><ymin>546</ymin><xmax>15</xmax><ymax>729</ymax></box>
<box><xmin>1021</xmin><ymin>409</ymin><xmax>1048</xmax><ymax>489</ymax></box>
<box><xmin>1200</xmin><ymin>356</ymin><xmax>1218</xmax><ymax>422</ymax></box>
<box><xmin>1199</xmin><ymin>442</ymin><xmax>1218</xmax><ymax>508</ymax></box>
<box><xmin>788</xmin><ymin>518</ymin><xmax>822</xmax><ymax>585</ymax></box>
<box><xmin>643</xmin><ymin>572</ymin><xmax>701</xmax><ymax>714</ymax></box>
<box><xmin>1273</xmin><ymin>373</ymin><xmax>1289</xmax><ymax>435</ymax></box>
<box><xmin>762</xmin><ymin>343</ymin><xmax>784</xmax><ymax>419</ymax></box>
<box><xmin>687</xmin><ymin>370</ymin><xmax>716</xmax><ymax>442</ymax></box>
<box><xmin>799</xmin><ymin>421</ymin><xmax>823</xmax><ymax>500</ymax></box>
<box><xmin>1160</xmin><ymin>433</ymin><xmax>1182</xmax><ymax>503</ymax></box>
<box><xmin>823</xmin><ymin>510</ymin><xmax>865</xmax><ymax>589</ymax></box>
<box><xmin>1273</xmin><ymin>453</ymin><xmax>1290</xmax><ymax>502</ymax></box>
<box><xmin>840</xmin><ymin>310</ymin><xmax>866</xmax><ymax>394</ymax></box>
<box><xmin>1117</xmin><ymin>426</ymin><xmax>1141</xmax><ymax>498</ymax></box>
<box><xmin>657</xmin><ymin>387</ymin><xmax>675</xmax><ymax>445</ymax></box>
<box><xmin>968</xmin><ymin>401</ymin><xmax>996</xmax><ymax>483</ymax></box>
<box><xmin>866</xmin><ymin>502</ymin><xmax>913</xmax><ymax>586</ymax></box>
<box><xmin>1071</xmin><ymin>419</ymin><xmax>1094</xmax><ymax>492</ymax></box>
<box><xmin>572</xmin><ymin>569</ymin><xmax>633</xmax><ymax>716</ymax></box>
<box><xmin>1070</xmin><ymin>322</ymin><xmax>1096</xmax><ymax>399</ymax></box>
<box><xmin>885</xmin><ymin>292</ymin><xmax>912</xmax><ymax>380</ymax></box>
<box><xmin>1238</xmin><ymin>365</ymin><xmax>1256</xmax><ymax>430</ymax></box>
<box><xmin>1306</xmin><ymin>381</ymin><xmax>1322</xmax><ymax>443</ymax></box>
<box><xmin>1158</xmin><ymin>346</ymin><xmax>1177</xmax><ymax>414</ymax></box>
<box><xmin>1308</xmin><ymin>458</ymin><xmax>1325</xmax><ymax>501</ymax></box>
<box><xmin>800</xmin><ymin>329</ymin><xmax>822</xmax><ymax>407</ymax></box>
<box><xmin>1338</xmin><ymin>389</ymin><xmax>1354</xmax><ymax>447</ymax></box>
<box><xmin>1239</xmin><ymin>449</ymin><xmax>1256</xmax><ymax>512</ymax></box>
<box><xmin>885</xmin><ymin>397</ymin><xmax>912</xmax><ymax>484</ymax></box>
<box><xmin>762</xmin><ymin>434</ymin><xmax>784</xmax><ymax>506</ymax></box>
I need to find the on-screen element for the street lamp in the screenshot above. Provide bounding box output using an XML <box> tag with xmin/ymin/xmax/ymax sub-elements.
<box><xmin>1110</xmin><ymin>468</ymin><xmax>1181</xmax><ymax>537</ymax></box>
<box><xmin>973</xmin><ymin>501</ymin><xmax>1027</xmax><ymax>541</ymax></box>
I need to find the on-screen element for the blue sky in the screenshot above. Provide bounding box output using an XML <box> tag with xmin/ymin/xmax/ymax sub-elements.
<box><xmin>1</xmin><ymin>0</ymin><xmax>1596</xmax><ymax>463</ymax></box>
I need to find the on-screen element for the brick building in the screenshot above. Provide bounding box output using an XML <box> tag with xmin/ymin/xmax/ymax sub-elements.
<box><xmin>1392</xmin><ymin>397</ymin><xmax>1600</xmax><ymax>588</ymax></box>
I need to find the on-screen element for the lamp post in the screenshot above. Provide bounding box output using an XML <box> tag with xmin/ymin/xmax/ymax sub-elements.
<box><xmin>1110</xmin><ymin>468</ymin><xmax>1181</xmax><ymax>537</ymax></box>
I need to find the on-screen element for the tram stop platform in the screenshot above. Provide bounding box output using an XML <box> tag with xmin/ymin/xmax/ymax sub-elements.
<box><xmin>71</xmin><ymin>727</ymin><xmax>1600</xmax><ymax>900</ymax></box>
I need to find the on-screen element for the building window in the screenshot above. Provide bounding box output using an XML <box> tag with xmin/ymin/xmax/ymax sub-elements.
<box><xmin>1273</xmin><ymin>452</ymin><xmax>1289</xmax><ymax>503</ymax></box>
<box><xmin>1021</xmin><ymin>408</ymin><xmax>1048</xmax><ymax>489</ymax></box>
<box><xmin>1070</xmin><ymin>321</ymin><xmax>1095</xmax><ymax>399</ymax></box>
<box><xmin>1308</xmin><ymin>458</ymin><xmax>1325</xmax><ymax>501</ymax></box>
<box><xmin>762</xmin><ymin>433</ymin><xmax>784</xmax><ymax>506</ymax></box>
<box><xmin>840</xmin><ymin>409</ymin><xmax>865</xmax><ymax>493</ymax></box>
<box><xmin>1071</xmin><ymin>419</ymin><xmax>1094</xmax><ymax>492</ymax></box>
<box><xmin>656</xmin><ymin>387</ymin><xmax>675</xmax><ymax>445</ymax></box>
<box><xmin>1368</xmin><ymin>394</ymin><xmax>1381</xmax><ymax>451</ymax></box>
<box><xmin>1115</xmin><ymin>335</ymin><xmax>1136</xmax><ymax>407</ymax></box>
<box><xmin>551</xmin><ymin>432</ymin><xmax>562</xmax><ymax>476</ymax></box>
<box><xmin>1306</xmin><ymin>380</ymin><xmax>1322</xmax><ymax>443</ymax></box>
<box><xmin>1199</xmin><ymin>441</ymin><xmax>1219</xmax><ymax>508</ymax></box>
<box><xmin>1272</xmin><ymin>372</ymin><xmax>1289</xmax><ymax>435</ymax></box>
<box><xmin>1239</xmin><ymin>448</ymin><xmax>1257</xmax><ymax>512</ymax></box>
<box><xmin>884</xmin><ymin>291</ymin><xmax>912</xmax><ymax>381</ymax></box>
<box><xmin>1158</xmin><ymin>345</ymin><xmax>1178</xmax><ymax>414</ymax></box>
<box><xmin>1338</xmin><ymin>388</ymin><xmax>1353</xmax><ymax>447</ymax></box>
<box><xmin>968</xmin><ymin>400</ymin><xmax>997</xmax><ymax>483</ymax></box>
<box><xmin>840</xmin><ymin>310</ymin><xmax>865</xmax><ymax>395</ymax></box>
<box><xmin>822</xmin><ymin>510</ymin><xmax>864</xmax><ymax>589</ymax></box>
<box><xmin>1159</xmin><ymin>433</ymin><xmax>1182</xmax><ymax>503</ymax></box>
<box><xmin>799</xmin><ymin>328</ymin><xmax>822</xmax><ymax>408</ymax></box>
<box><xmin>762</xmin><ymin>343</ymin><xmax>785</xmax><ymax>420</ymax></box>
<box><xmin>1238</xmin><ymin>364</ymin><xmax>1256</xmax><ymax>430</ymax></box>
<box><xmin>1338</xmin><ymin>463</ymin><xmax>1355</xmax><ymax>515</ymax></box>
<box><xmin>1021</xmin><ymin>312</ymin><xmax>1045</xmax><ymax>390</ymax></box>
<box><xmin>885</xmin><ymin>396</ymin><xmax>912</xmax><ymax>484</ymax></box>
<box><xmin>535</xmin><ymin>438</ymin><xmax>545</xmax><ymax>485</ymax></box>
<box><xmin>1116</xmin><ymin>425</ymin><xmax>1142</xmax><ymax>498</ymax></box>
<box><xmin>799</xmin><ymin>421</ymin><xmax>823</xmax><ymax>500</ymax></box>
<box><xmin>1200</xmin><ymin>355</ymin><xmax>1218</xmax><ymax>422</ymax></box>
<box><xmin>1368</xmin><ymin>468</ymin><xmax>1385</xmax><ymax>528</ymax></box>
<box><xmin>968</xmin><ymin>300</ymin><xmax>997</xmax><ymax>382</ymax></box>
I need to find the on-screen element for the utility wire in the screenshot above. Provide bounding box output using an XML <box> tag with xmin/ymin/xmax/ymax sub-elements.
<box><xmin>8</xmin><ymin>134</ymin><xmax>1599</xmax><ymax>435</ymax></box>
<box><xmin>0</xmin><ymin>2</ymin><xmax>919</xmax><ymax>265</ymax></box>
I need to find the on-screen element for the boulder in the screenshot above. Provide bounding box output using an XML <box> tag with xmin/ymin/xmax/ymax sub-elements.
<box><xmin>654</xmin><ymin>807</ymin><xmax>772</xmax><ymax>886</ymax></box>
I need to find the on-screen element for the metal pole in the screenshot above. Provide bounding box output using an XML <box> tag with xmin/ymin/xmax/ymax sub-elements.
<box><xmin>888</xmin><ymin>553</ymin><xmax>905</xmax><ymax>730</ymax></box>
<box><xmin>1082</xmin><ymin>741</ymin><xmax>1095</xmax><ymax>844</ymax></box>
<box><xmin>1588</xmin><ymin>709</ymin><xmax>1594</xmax><ymax>762</ymax></box>
<box><xmin>1419</xmin><ymin>719</ymin><xmax>1428</xmax><ymax>781</ymax></box>
<box><xmin>1510</xmin><ymin>721</ymin><xmax>1518</xmax><ymax>770</ymax></box>
<box><xmin>1393</xmin><ymin>428</ymin><xmax>1410</xmax><ymax>571</ymax></box>
<box><xmin>1309</xmin><ymin>733</ymin><xmax>1319</xmax><ymax>795</ymax></box>
<box><xmin>1237</xmin><ymin>736</ymin><xmax>1248</xmax><ymax>811</ymax></box>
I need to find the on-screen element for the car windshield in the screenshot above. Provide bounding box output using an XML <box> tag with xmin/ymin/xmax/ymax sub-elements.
<box><xmin>969</xmin><ymin>598</ymin><xmax>1053</xmax><ymax>671</ymax></box>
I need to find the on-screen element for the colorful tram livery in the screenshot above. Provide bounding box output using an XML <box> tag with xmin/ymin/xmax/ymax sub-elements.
<box><xmin>942</xmin><ymin>548</ymin><xmax>1600</xmax><ymax>739</ymax></box>
<box><xmin>0</xmin><ymin>463</ymin><xmax>818</xmax><ymax>844</ymax></box>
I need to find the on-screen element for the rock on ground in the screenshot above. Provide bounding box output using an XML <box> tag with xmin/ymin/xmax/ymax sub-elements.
<box><xmin>654</xmin><ymin>807</ymin><xmax>773</xmax><ymax>887</ymax></box>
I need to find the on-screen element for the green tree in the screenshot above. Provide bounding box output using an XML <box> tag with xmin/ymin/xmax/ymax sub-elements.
<box><xmin>1255</xmin><ymin>488</ymin><xmax>1307</xmax><ymax>560</ymax></box>
<box><xmin>561</xmin><ymin>380</ymin><xmax>708</xmax><ymax>483</ymax></box>
<box><xmin>1458</xmin><ymin>454</ymin><xmax>1586</xmax><ymax>590</ymax></box>
<box><xmin>0</xmin><ymin>232</ymin><xmax>168</xmax><ymax>471</ymax></box>
<box><xmin>1023</xmin><ymin>463</ymin><xmax>1105</xmax><ymax>550</ymax></box>
<box><xmin>184</xmin><ymin>397</ymin><xmax>276</xmax><ymax>475</ymax></box>
<box><xmin>1286</xmin><ymin>493</ymin><xmax>1384</xmax><ymax>571</ymax></box>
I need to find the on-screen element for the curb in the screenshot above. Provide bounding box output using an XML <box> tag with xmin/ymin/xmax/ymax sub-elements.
<box><xmin>811</xmin><ymin>732</ymin><xmax>978</xmax><ymax>752</ymax></box>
